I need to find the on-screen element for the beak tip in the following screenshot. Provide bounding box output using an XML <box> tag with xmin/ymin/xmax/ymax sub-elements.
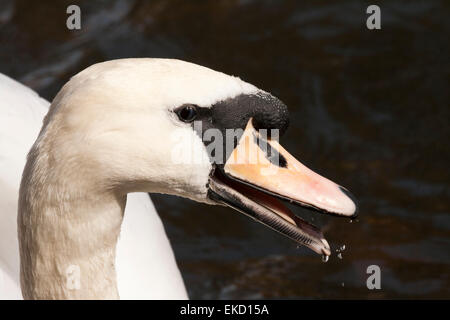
<box><xmin>321</xmin><ymin>239</ymin><xmax>331</xmax><ymax>256</ymax></box>
<box><xmin>338</xmin><ymin>185</ymin><xmax>359</xmax><ymax>218</ymax></box>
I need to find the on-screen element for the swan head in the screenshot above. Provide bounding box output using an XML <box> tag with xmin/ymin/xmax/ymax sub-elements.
<box><xmin>40</xmin><ymin>58</ymin><xmax>357</xmax><ymax>256</ymax></box>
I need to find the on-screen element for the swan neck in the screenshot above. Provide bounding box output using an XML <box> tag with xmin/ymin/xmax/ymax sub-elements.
<box><xmin>18</xmin><ymin>177</ymin><xmax>126</xmax><ymax>299</ymax></box>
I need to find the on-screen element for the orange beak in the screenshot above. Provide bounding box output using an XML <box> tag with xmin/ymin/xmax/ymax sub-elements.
<box><xmin>208</xmin><ymin>119</ymin><xmax>357</xmax><ymax>256</ymax></box>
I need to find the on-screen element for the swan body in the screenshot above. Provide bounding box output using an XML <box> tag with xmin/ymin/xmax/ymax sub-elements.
<box><xmin>0</xmin><ymin>71</ymin><xmax>187</xmax><ymax>299</ymax></box>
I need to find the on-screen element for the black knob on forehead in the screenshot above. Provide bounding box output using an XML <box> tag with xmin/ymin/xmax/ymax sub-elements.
<box><xmin>251</xmin><ymin>92</ymin><xmax>289</xmax><ymax>136</ymax></box>
<box><xmin>211</xmin><ymin>92</ymin><xmax>290</xmax><ymax>136</ymax></box>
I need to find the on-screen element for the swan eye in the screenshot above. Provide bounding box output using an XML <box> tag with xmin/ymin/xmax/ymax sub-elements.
<box><xmin>175</xmin><ymin>104</ymin><xmax>198</xmax><ymax>122</ymax></box>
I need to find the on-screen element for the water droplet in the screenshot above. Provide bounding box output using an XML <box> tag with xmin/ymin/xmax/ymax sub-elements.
<box><xmin>341</xmin><ymin>282</ymin><xmax>345</xmax><ymax>287</ymax></box>
<box><xmin>349</xmin><ymin>219</ymin><xmax>353</xmax><ymax>223</ymax></box>
<box><xmin>321</xmin><ymin>254</ymin><xmax>329</xmax><ymax>263</ymax></box>
<box><xmin>337</xmin><ymin>253</ymin><xmax>343</xmax><ymax>259</ymax></box>
<box><xmin>340</xmin><ymin>245</ymin><xmax>346</xmax><ymax>251</ymax></box>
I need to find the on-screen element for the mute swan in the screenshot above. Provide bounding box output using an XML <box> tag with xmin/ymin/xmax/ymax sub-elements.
<box><xmin>1</xmin><ymin>59</ymin><xmax>357</xmax><ymax>299</ymax></box>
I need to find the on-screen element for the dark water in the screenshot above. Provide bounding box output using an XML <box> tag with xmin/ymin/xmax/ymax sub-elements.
<box><xmin>1</xmin><ymin>0</ymin><xmax>449</xmax><ymax>298</ymax></box>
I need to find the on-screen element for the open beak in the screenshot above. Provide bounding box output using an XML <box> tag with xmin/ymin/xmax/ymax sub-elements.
<box><xmin>208</xmin><ymin>119</ymin><xmax>358</xmax><ymax>256</ymax></box>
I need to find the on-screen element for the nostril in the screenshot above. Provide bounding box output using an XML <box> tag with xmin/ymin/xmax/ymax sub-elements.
<box><xmin>252</xmin><ymin>132</ymin><xmax>288</xmax><ymax>168</ymax></box>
